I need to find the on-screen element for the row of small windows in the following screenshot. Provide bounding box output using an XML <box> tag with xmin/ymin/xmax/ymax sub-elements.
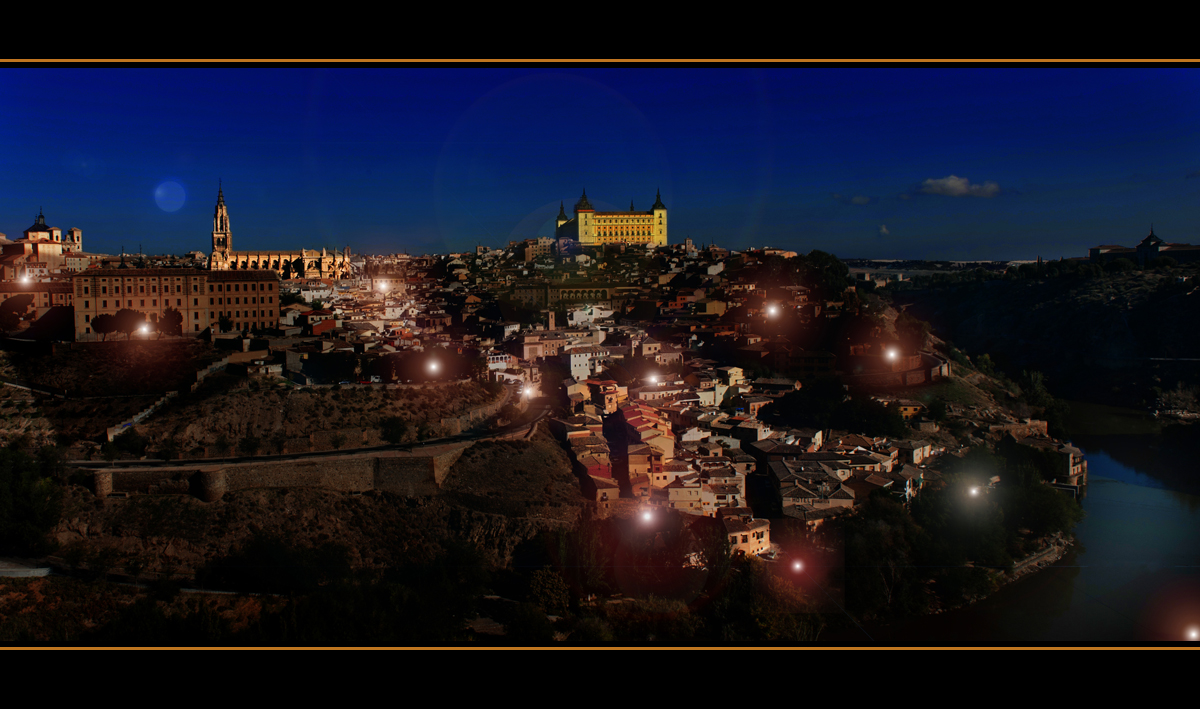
<box><xmin>83</xmin><ymin>296</ymin><xmax>274</xmax><ymax>309</ymax></box>
<box><xmin>82</xmin><ymin>282</ymin><xmax>275</xmax><ymax>295</ymax></box>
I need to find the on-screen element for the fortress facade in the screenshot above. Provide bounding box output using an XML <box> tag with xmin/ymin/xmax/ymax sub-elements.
<box><xmin>555</xmin><ymin>189</ymin><xmax>668</xmax><ymax>249</ymax></box>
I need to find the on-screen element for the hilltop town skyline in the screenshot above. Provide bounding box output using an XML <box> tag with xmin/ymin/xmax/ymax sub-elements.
<box><xmin>4</xmin><ymin>66</ymin><xmax>1200</xmax><ymax>260</ymax></box>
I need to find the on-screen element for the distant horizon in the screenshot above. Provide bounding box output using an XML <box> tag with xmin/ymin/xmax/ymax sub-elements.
<box><xmin>4</xmin><ymin>66</ymin><xmax>1197</xmax><ymax>261</ymax></box>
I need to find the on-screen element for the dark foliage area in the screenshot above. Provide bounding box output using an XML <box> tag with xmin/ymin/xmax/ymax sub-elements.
<box><xmin>891</xmin><ymin>262</ymin><xmax>1200</xmax><ymax>408</ymax></box>
<box><xmin>0</xmin><ymin>446</ymin><xmax>65</xmax><ymax>557</ymax></box>
<box><xmin>844</xmin><ymin>447</ymin><xmax>1084</xmax><ymax>622</ymax></box>
<box><xmin>766</xmin><ymin>377</ymin><xmax>909</xmax><ymax>438</ymax></box>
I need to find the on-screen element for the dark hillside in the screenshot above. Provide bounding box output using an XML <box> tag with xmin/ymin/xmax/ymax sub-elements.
<box><xmin>892</xmin><ymin>268</ymin><xmax>1200</xmax><ymax>408</ymax></box>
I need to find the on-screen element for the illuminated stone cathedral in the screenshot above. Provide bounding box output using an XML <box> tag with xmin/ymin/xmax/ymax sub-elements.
<box><xmin>208</xmin><ymin>184</ymin><xmax>352</xmax><ymax>279</ymax></box>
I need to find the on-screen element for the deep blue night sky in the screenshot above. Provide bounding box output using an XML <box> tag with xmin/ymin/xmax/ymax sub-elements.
<box><xmin>3</xmin><ymin>66</ymin><xmax>1199</xmax><ymax>260</ymax></box>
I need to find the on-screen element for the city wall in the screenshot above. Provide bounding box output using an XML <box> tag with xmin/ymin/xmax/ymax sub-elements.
<box><xmin>90</xmin><ymin>444</ymin><xmax>474</xmax><ymax>502</ymax></box>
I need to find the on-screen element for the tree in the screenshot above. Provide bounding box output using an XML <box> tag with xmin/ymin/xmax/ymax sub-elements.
<box><xmin>844</xmin><ymin>492</ymin><xmax>929</xmax><ymax>620</ymax></box>
<box><xmin>238</xmin><ymin>435</ymin><xmax>261</xmax><ymax>457</ymax></box>
<box><xmin>114</xmin><ymin>308</ymin><xmax>145</xmax><ymax>339</ymax></box>
<box><xmin>158</xmin><ymin>437</ymin><xmax>181</xmax><ymax>461</ymax></box>
<box><xmin>527</xmin><ymin>568</ymin><xmax>570</xmax><ymax>616</ymax></box>
<box><xmin>217</xmin><ymin>314</ymin><xmax>233</xmax><ymax>333</ymax></box>
<box><xmin>927</xmin><ymin>398</ymin><xmax>948</xmax><ymax>422</ymax></box>
<box><xmin>0</xmin><ymin>293</ymin><xmax>34</xmax><ymax>332</ymax></box>
<box><xmin>91</xmin><ymin>313</ymin><xmax>118</xmax><ymax>341</ymax></box>
<box><xmin>379</xmin><ymin>416</ymin><xmax>409</xmax><ymax>445</ymax></box>
<box><xmin>114</xmin><ymin>427</ymin><xmax>149</xmax><ymax>457</ymax></box>
<box><xmin>270</xmin><ymin>431</ymin><xmax>289</xmax><ymax>455</ymax></box>
<box><xmin>0</xmin><ymin>447</ymin><xmax>63</xmax><ymax>557</ymax></box>
<box><xmin>700</xmin><ymin>557</ymin><xmax>823</xmax><ymax>642</ymax></box>
<box><xmin>1105</xmin><ymin>257</ymin><xmax>1135</xmax><ymax>273</ymax></box>
<box><xmin>976</xmin><ymin>353</ymin><xmax>996</xmax><ymax>377</ymax></box>
<box><xmin>896</xmin><ymin>310</ymin><xmax>932</xmax><ymax>352</ymax></box>
<box><xmin>159</xmin><ymin>307</ymin><xmax>183</xmax><ymax>338</ymax></box>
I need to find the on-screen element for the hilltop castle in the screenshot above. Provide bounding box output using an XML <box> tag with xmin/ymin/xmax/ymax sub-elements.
<box><xmin>208</xmin><ymin>184</ymin><xmax>352</xmax><ymax>279</ymax></box>
<box><xmin>555</xmin><ymin>189</ymin><xmax>668</xmax><ymax>249</ymax></box>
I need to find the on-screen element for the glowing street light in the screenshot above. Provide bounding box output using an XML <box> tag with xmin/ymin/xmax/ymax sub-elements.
<box><xmin>642</xmin><ymin>510</ymin><xmax>653</xmax><ymax>522</ymax></box>
<box><xmin>768</xmin><ymin>305</ymin><xmax>778</xmax><ymax>317</ymax></box>
<box><xmin>793</xmin><ymin>561</ymin><xmax>803</xmax><ymax>572</ymax></box>
<box><xmin>970</xmin><ymin>486</ymin><xmax>980</xmax><ymax>497</ymax></box>
<box><xmin>140</xmin><ymin>325</ymin><xmax>150</xmax><ymax>334</ymax></box>
<box><xmin>649</xmin><ymin>374</ymin><xmax>658</xmax><ymax>384</ymax></box>
<box><xmin>1188</xmin><ymin>627</ymin><xmax>1199</xmax><ymax>641</ymax></box>
<box><xmin>886</xmin><ymin>348</ymin><xmax>899</xmax><ymax>361</ymax></box>
<box><xmin>428</xmin><ymin>360</ymin><xmax>439</xmax><ymax>374</ymax></box>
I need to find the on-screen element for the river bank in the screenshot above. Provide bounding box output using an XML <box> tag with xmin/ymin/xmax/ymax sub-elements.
<box><xmin>917</xmin><ymin>531</ymin><xmax>1076</xmax><ymax>617</ymax></box>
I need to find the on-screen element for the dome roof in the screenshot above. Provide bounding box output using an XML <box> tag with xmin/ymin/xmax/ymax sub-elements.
<box><xmin>24</xmin><ymin>209</ymin><xmax>53</xmax><ymax>233</ymax></box>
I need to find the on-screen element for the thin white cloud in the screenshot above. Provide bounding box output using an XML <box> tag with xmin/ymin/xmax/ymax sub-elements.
<box><xmin>919</xmin><ymin>175</ymin><xmax>1001</xmax><ymax>198</ymax></box>
<box><xmin>879</xmin><ymin>224</ymin><xmax>890</xmax><ymax>236</ymax></box>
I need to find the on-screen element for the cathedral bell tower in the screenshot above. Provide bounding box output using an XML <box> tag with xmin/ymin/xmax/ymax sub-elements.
<box><xmin>212</xmin><ymin>181</ymin><xmax>232</xmax><ymax>266</ymax></box>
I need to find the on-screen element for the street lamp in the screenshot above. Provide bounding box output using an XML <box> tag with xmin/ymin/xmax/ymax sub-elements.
<box><xmin>649</xmin><ymin>374</ymin><xmax>657</xmax><ymax>384</ymax></box>
<box><xmin>886</xmin><ymin>348</ymin><xmax>899</xmax><ymax>361</ymax></box>
<box><xmin>768</xmin><ymin>305</ymin><xmax>778</xmax><ymax>317</ymax></box>
<box><xmin>428</xmin><ymin>360</ymin><xmax>439</xmax><ymax>374</ymax></box>
<box><xmin>1188</xmin><ymin>627</ymin><xmax>1199</xmax><ymax>641</ymax></box>
<box><xmin>970</xmin><ymin>486</ymin><xmax>980</xmax><ymax>497</ymax></box>
<box><xmin>793</xmin><ymin>560</ymin><xmax>803</xmax><ymax>572</ymax></box>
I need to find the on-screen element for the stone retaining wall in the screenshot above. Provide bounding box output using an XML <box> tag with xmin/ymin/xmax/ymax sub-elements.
<box><xmin>90</xmin><ymin>444</ymin><xmax>475</xmax><ymax>502</ymax></box>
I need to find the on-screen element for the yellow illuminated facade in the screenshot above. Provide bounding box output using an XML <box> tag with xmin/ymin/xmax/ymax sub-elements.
<box><xmin>556</xmin><ymin>189</ymin><xmax>667</xmax><ymax>248</ymax></box>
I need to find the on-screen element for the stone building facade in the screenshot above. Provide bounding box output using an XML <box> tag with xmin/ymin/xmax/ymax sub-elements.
<box><xmin>72</xmin><ymin>267</ymin><xmax>281</xmax><ymax>340</ymax></box>
<box><xmin>555</xmin><ymin>189</ymin><xmax>667</xmax><ymax>249</ymax></box>
<box><xmin>1</xmin><ymin>209</ymin><xmax>84</xmax><ymax>279</ymax></box>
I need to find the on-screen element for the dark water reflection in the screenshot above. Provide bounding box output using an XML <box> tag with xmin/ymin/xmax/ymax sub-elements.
<box><xmin>823</xmin><ymin>405</ymin><xmax>1200</xmax><ymax>644</ymax></box>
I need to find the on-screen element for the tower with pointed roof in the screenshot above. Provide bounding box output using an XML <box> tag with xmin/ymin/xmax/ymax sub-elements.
<box><xmin>212</xmin><ymin>181</ymin><xmax>232</xmax><ymax>263</ymax></box>
<box><xmin>651</xmin><ymin>188</ymin><xmax>667</xmax><ymax>247</ymax></box>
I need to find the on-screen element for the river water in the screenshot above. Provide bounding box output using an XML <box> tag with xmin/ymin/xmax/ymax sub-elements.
<box><xmin>825</xmin><ymin>402</ymin><xmax>1200</xmax><ymax>645</ymax></box>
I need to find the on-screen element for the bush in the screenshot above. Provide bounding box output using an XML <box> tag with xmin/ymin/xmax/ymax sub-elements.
<box><xmin>0</xmin><ymin>447</ymin><xmax>63</xmax><ymax>556</ymax></box>
<box><xmin>237</xmin><ymin>435</ymin><xmax>261</xmax><ymax>457</ymax></box>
